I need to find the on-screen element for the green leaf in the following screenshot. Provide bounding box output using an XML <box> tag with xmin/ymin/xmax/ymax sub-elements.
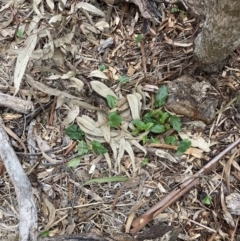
<box><xmin>66</xmin><ymin>125</ymin><xmax>85</xmax><ymax>140</ymax></box>
<box><xmin>17</xmin><ymin>29</ymin><xmax>24</xmax><ymax>38</ymax></box>
<box><xmin>135</xmin><ymin>34</ymin><xmax>143</xmax><ymax>44</ymax></box>
<box><xmin>39</xmin><ymin>230</ymin><xmax>50</xmax><ymax>238</ymax></box>
<box><xmin>149</xmin><ymin>137</ymin><xmax>160</xmax><ymax>143</ymax></box>
<box><xmin>150</xmin><ymin>124</ymin><xmax>165</xmax><ymax>133</ymax></box>
<box><xmin>156</xmin><ymin>85</ymin><xmax>168</xmax><ymax>107</ymax></box>
<box><xmin>67</xmin><ymin>158</ymin><xmax>81</xmax><ymax>168</ymax></box>
<box><xmin>144</xmin><ymin>122</ymin><xmax>154</xmax><ymax>131</ymax></box>
<box><xmin>177</xmin><ymin>139</ymin><xmax>191</xmax><ymax>155</ymax></box>
<box><xmin>159</xmin><ymin>112</ymin><xmax>170</xmax><ymax>124</ymax></box>
<box><xmin>132</xmin><ymin>128</ymin><xmax>140</xmax><ymax>136</ymax></box>
<box><xmin>99</xmin><ymin>64</ymin><xmax>107</xmax><ymax>72</ymax></box>
<box><xmin>141</xmin><ymin>158</ymin><xmax>149</xmax><ymax>167</ymax></box>
<box><xmin>78</xmin><ymin>141</ymin><xmax>89</xmax><ymax>156</ymax></box>
<box><xmin>203</xmin><ymin>195</ymin><xmax>211</xmax><ymax>205</ymax></box>
<box><xmin>118</xmin><ymin>75</ymin><xmax>130</xmax><ymax>84</ymax></box>
<box><xmin>108</xmin><ymin>111</ymin><xmax>123</xmax><ymax>127</ymax></box>
<box><xmin>83</xmin><ymin>176</ymin><xmax>128</xmax><ymax>185</ymax></box>
<box><xmin>165</xmin><ymin>135</ymin><xmax>177</xmax><ymax>145</ymax></box>
<box><xmin>142</xmin><ymin>135</ymin><xmax>148</xmax><ymax>144</ymax></box>
<box><xmin>132</xmin><ymin>120</ymin><xmax>146</xmax><ymax>130</ymax></box>
<box><xmin>106</xmin><ymin>95</ymin><xmax>118</xmax><ymax>109</ymax></box>
<box><xmin>91</xmin><ymin>140</ymin><xmax>108</xmax><ymax>155</ymax></box>
<box><xmin>169</xmin><ymin>115</ymin><xmax>181</xmax><ymax>131</ymax></box>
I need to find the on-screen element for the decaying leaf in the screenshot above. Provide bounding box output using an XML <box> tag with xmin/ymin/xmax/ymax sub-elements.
<box><xmin>76</xmin><ymin>2</ymin><xmax>105</xmax><ymax>17</ymax></box>
<box><xmin>90</xmin><ymin>80</ymin><xmax>117</xmax><ymax>98</ymax></box>
<box><xmin>127</xmin><ymin>93</ymin><xmax>142</xmax><ymax>120</ymax></box>
<box><xmin>14</xmin><ymin>33</ymin><xmax>37</xmax><ymax>95</ymax></box>
<box><xmin>89</xmin><ymin>70</ymin><xmax>109</xmax><ymax>80</ymax></box>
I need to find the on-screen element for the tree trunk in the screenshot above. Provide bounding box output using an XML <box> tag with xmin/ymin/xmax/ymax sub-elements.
<box><xmin>194</xmin><ymin>0</ymin><xmax>240</xmax><ymax>72</ymax></box>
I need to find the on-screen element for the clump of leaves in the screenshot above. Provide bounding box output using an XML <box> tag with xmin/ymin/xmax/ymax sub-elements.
<box><xmin>132</xmin><ymin>109</ymin><xmax>181</xmax><ymax>136</ymax></box>
<box><xmin>131</xmin><ymin>85</ymin><xmax>191</xmax><ymax>154</ymax></box>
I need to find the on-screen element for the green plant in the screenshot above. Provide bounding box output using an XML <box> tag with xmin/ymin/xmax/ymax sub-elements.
<box><xmin>91</xmin><ymin>140</ymin><xmax>108</xmax><ymax>155</ymax></box>
<box><xmin>99</xmin><ymin>64</ymin><xmax>107</xmax><ymax>72</ymax></box>
<box><xmin>106</xmin><ymin>95</ymin><xmax>118</xmax><ymax>109</ymax></box>
<box><xmin>135</xmin><ymin>34</ymin><xmax>143</xmax><ymax>44</ymax></box>
<box><xmin>17</xmin><ymin>29</ymin><xmax>24</xmax><ymax>38</ymax></box>
<box><xmin>118</xmin><ymin>75</ymin><xmax>130</xmax><ymax>84</ymax></box>
<box><xmin>66</xmin><ymin>125</ymin><xmax>85</xmax><ymax>140</ymax></box>
<box><xmin>155</xmin><ymin>85</ymin><xmax>168</xmax><ymax>107</ymax></box>
<box><xmin>108</xmin><ymin>111</ymin><xmax>122</xmax><ymax>127</ymax></box>
<box><xmin>141</xmin><ymin>158</ymin><xmax>149</xmax><ymax>167</ymax></box>
<box><xmin>176</xmin><ymin>139</ymin><xmax>191</xmax><ymax>155</ymax></box>
<box><xmin>203</xmin><ymin>195</ymin><xmax>211</xmax><ymax>205</ymax></box>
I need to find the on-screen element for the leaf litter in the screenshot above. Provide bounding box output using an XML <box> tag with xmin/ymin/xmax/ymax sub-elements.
<box><xmin>0</xmin><ymin>1</ymin><xmax>240</xmax><ymax>241</ymax></box>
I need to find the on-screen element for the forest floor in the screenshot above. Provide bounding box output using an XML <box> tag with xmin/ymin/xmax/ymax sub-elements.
<box><xmin>0</xmin><ymin>1</ymin><xmax>240</xmax><ymax>241</ymax></box>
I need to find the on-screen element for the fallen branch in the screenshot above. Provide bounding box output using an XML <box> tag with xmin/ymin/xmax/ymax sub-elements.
<box><xmin>130</xmin><ymin>137</ymin><xmax>240</xmax><ymax>234</ymax></box>
<box><xmin>0</xmin><ymin>92</ymin><xmax>34</xmax><ymax>114</ymax></box>
<box><xmin>0</xmin><ymin>117</ymin><xmax>38</xmax><ymax>241</ymax></box>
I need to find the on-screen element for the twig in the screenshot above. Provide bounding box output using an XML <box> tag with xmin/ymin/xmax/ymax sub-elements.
<box><xmin>0</xmin><ymin>117</ymin><xmax>37</xmax><ymax>241</ymax></box>
<box><xmin>130</xmin><ymin>137</ymin><xmax>240</xmax><ymax>234</ymax></box>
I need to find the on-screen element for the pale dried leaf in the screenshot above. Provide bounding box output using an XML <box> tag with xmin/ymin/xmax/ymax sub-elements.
<box><xmin>90</xmin><ymin>80</ymin><xmax>117</xmax><ymax>98</ymax></box>
<box><xmin>221</xmin><ymin>186</ymin><xmax>235</xmax><ymax>227</ymax></box>
<box><xmin>76</xmin><ymin>116</ymin><xmax>103</xmax><ymax>137</ymax></box>
<box><xmin>104</xmin><ymin>152</ymin><xmax>112</xmax><ymax>172</ymax></box>
<box><xmin>76</xmin><ymin>2</ymin><xmax>105</xmax><ymax>17</ymax></box>
<box><xmin>127</xmin><ymin>93</ymin><xmax>142</xmax><ymax>120</ymax></box>
<box><xmin>62</xmin><ymin>106</ymin><xmax>79</xmax><ymax>127</ymax></box>
<box><xmin>26</xmin><ymin>74</ymin><xmax>82</xmax><ymax>100</ymax></box>
<box><xmin>129</xmin><ymin>139</ymin><xmax>146</xmax><ymax>156</ymax></box>
<box><xmin>125</xmin><ymin>140</ymin><xmax>136</xmax><ymax>173</ymax></box>
<box><xmin>43</xmin><ymin>197</ymin><xmax>56</xmax><ymax>229</ymax></box>
<box><xmin>89</xmin><ymin>70</ymin><xmax>109</xmax><ymax>80</ymax></box>
<box><xmin>14</xmin><ymin>34</ymin><xmax>37</xmax><ymax>95</ymax></box>
<box><xmin>95</xmin><ymin>20</ymin><xmax>109</xmax><ymax>31</ymax></box>
<box><xmin>49</xmin><ymin>15</ymin><xmax>62</xmax><ymax>25</ymax></box>
<box><xmin>69</xmin><ymin>77</ymin><xmax>84</xmax><ymax>92</ymax></box>
<box><xmin>46</xmin><ymin>0</ymin><xmax>54</xmax><ymax>10</ymax></box>
<box><xmin>97</xmin><ymin>111</ymin><xmax>111</xmax><ymax>143</ymax></box>
<box><xmin>155</xmin><ymin>149</ymin><xmax>178</xmax><ymax>163</ymax></box>
<box><xmin>115</xmin><ymin>138</ymin><xmax>125</xmax><ymax>172</ymax></box>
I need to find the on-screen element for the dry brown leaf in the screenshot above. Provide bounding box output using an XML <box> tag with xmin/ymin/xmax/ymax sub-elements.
<box><xmin>127</xmin><ymin>93</ymin><xmax>142</xmax><ymax>120</ymax></box>
<box><xmin>43</xmin><ymin>196</ymin><xmax>56</xmax><ymax>230</ymax></box>
<box><xmin>26</xmin><ymin>74</ymin><xmax>82</xmax><ymax>100</ymax></box>
<box><xmin>14</xmin><ymin>33</ymin><xmax>37</xmax><ymax>95</ymax></box>
<box><xmin>224</xmin><ymin>150</ymin><xmax>239</xmax><ymax>193</ymax></box>
<box><xmin>97</xmin><ymin>111</ymin><xmax>111</xmax><ymax>143</ymax></box>
<box><xmin>62</xmin><ymin>106</ymin><xmax>79</xmax><ymax>128</ymax></box>
<box><xmin>90</xmin><ymin>80</ymin><xmax>117</xmax><ymax>98</ymax></box>
<box><xmin>89</xmin><ymin>70</ymin><xmax>109</xmax><ymax>80</ymax></box>
<box><xmin>76</xmin><ymin>2</ymin><xmax>105</xmax><ymax>17</ymax></box>
<box><xmin>221</xmin><ymin>185</ymin><xmax>235</xmax><ymax>227</ymax></box>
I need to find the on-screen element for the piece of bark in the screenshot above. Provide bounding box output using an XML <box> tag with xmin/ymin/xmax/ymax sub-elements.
<box><xmin>0</xmin><ymin>92</ymin><xmax>34</xmax><ymax>114</ymax></box>
<box><xmin>39</xmin><ymin>233</ymin><xmax>135</xmax><ymax>241</ymax></box>
<box><xmin>0</xmin><ymin>117</ymin><xmax>38</xmax><ymax>241</ymax></box>
<box><xmin>226</xmin><ymin>193</ymin><xmax>240</xmax><ymax>215</ymax></box>
<box><xmin>165</xmin><ymin>75</ymin><xmax>218</xmax><ymax>124</ymax></box>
